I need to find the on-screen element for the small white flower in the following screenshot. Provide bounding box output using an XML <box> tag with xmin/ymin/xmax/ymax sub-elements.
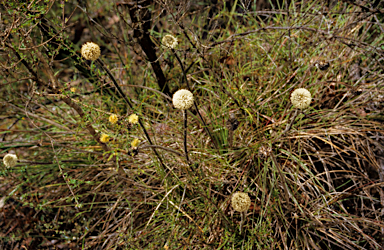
<box><xmin>291</xmin><ymin>88</ymin><xmax>312</xmax><ymax>109</ymax></box>
<box><xmin>173</xmin><ymin>89</ymin><xmax>194</xmax><ymax>110</ymax></box>
<box><xmin>162</xmin><ymin>34</ymin><xmax>178</xmax><ymax>49</ymax></box>
<box><xmin>3</xmin><ymin>154</ymin><xmax>18</xmax><ymax>168</ymax></box>
<box><xmin>81</xmin><ymin>42</ymin><xmax>101</xmax><ymax>61</ymax></box>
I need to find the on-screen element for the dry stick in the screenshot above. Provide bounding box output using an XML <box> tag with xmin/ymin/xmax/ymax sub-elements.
<box><xmin>126</xmin><ymin>0</ymin><xmax>170</xmax><ymax>96</ymax></box>
<box><xmin>172</xmin><ymin>49</ymin><xmax>219</xmax><ymax>150</ymax></box>
<box><xmin>96</xmin><ymin>59</ymin><xmax>167</xmax><ymax>170</ymax></box>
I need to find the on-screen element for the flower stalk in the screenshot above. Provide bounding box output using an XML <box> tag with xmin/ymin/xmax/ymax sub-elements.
<box><xmin>183</xmin><ymin>110</ymin><xmax>190</xmax><ymax>163</ymax></box>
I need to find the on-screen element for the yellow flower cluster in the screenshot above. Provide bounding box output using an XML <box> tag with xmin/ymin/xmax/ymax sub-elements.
<box><xmin>109</xmin><ymin>114</ymin><xmax>118</xmax><ymax>124</ymax></box>
<box><xmin>131</xmin><ymin>138</ymin><xmax>141</xmax><ymax>148</ymax></box>
<box><xmin>128</xmin><ymin>114</ymin><xmax>139</xmax><ymax>124</ymax></box>
<box><xmin>100</xmin><ymin>133</ymin><xmax>110</xmax><ymax>143</ymax></box>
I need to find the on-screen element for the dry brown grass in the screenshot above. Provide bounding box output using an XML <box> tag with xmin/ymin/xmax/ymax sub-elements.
<box><xmin>1</xmin><ymin>0</ymin><xmax>384</xmax><ymax>249</ymax></box>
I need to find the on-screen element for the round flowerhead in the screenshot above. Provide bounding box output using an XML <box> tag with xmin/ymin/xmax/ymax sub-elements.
<box><xmin>258</xmin><ymin>144</ymin><xmax>272</xmax><ymax>158</ymax></box>
<box><xmin>291</xmin><ymin>88</ymin><xmax>312</xmax><ymax>109</ymax></box>
<box><xmin>231</xmin><ymin>192</ymin><xmax>251</xmax><ymax>212</ymax></box>
<box><xmin>81</xmin><ymin>42</ymin><xmax>101</xmax><ymax>61</ymax></box>
<box><xmin>100</xmin><ymin>133</ymin><xmax>110</xmax><ymax>143</ymax></box>
<box><xmin>131</xmin><ymin>138</ymin><xmax>141</xmax><ymax>148</ymax></box>
<box><xmin>109</xmin><ymin>114</ymin><xmax>118</xmax><ymax>125</ymax></box>
<box><xmin>173</xmin><ymin>89</ymin><xmax>194</xmax><ymax>110</ymax></box>
<box><xmin>128</xmin><ymin>114</ymin><xmax>139</xmax><ymax>124</ymax></box>
<box><xmin>162</xmin><ymin>34</ymin><xmax>178</xmax><ymax>49</ymax></box>
<box><xmin>3</xmin><ymin>154</ymin><xmax>18</xmax><ymax>168</ymax></box>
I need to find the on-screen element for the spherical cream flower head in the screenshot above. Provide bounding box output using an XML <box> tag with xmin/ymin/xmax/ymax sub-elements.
<box><xmin>131</xmin><ymin>138</ymin><xmax>141</xmax><ymax>148</ymax></box>
<box><xmin>109</xmin><ymin>114</ymin><xmax>118</xmax><ymax>124</ymax></box>
<box><xmin>128</xmin><ymin>114</ymin><xmax>139</xmax><ymax>124</ymax></box>
<box><xmin>81</xmin><ymin>42</ymin><xmax>101</xmax><ymax>61</ymax></box>
<box><xmin>173</xmin><ymin>89</ymin><xmax>194</xmax><ymax>110</ymax></box>
<box><xmin>231</xmin><ymin>192</ymin><xmax>251</xmax><ymax>212</ymax></box>
<box><xmin>100</xmin><ymin>133</ymin><xmax>110</xmax><ymax>143</ymax></box>
<box><xmin>3</xmin><ymin>154</ymin><xmax>18</xmax><ymax>168</ymax></box>
<box><xmin>291</xmin><ymin>88</ymin><xmax>312</xmax><ymax>109</ymax></box>
<box><xmin>162</xmin><ymin>34</ymin><xmax>178</xmax><ymax>49</ymax></box>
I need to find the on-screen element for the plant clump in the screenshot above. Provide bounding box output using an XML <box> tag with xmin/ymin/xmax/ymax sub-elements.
<box><xmin>172</xmin><ymin>89</ymin><xmax>194</xmax><ymax>110</ymax></box>
<box><xmin>290</xmin><ymin>88</ymin><xmax>312</xmax><ymax>109</ymax></box>
<box><xmin>231</xmin><ymin>192</ymin><xmax>251</xmax><ymax>212</ymax></box>
<box><xmin>3</xmin><ymin>154</ymin><xmax>18</xmax><ymax>168</ymax></box>
<box><xmin>81</xmin><ymin>42</ymin><xmax>101</xmax><ymax>61</ymax></box>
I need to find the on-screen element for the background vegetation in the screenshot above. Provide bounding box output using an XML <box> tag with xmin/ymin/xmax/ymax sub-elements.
<box><xmin>1</xmin><ymin>0</ymin><xmax>384</xmax><ymax>249</ymax></box>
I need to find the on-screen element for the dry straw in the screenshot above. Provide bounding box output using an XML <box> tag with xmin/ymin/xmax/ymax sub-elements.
<box><xmin>290</xmin><ymin>88</ymin><xmax>312</xmax><ymax>109</ymax></box>
<box><xmin>81</xmin><ymin>42</ymin><xmax>101</xmax><ymax>61</ymax></box>
<box><xmin>3</xmin><ymin>154</ymin><xmax>18</xmax><ymax>168</ymax></box>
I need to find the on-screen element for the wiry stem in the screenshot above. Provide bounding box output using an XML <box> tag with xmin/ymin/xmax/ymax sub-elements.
<box><xmin>172</xmin><ymin>49</ymin><xmax>218</xmax><ymax>150</ymax></box>
<box><xmin>183</xmin><ymin>110</ymin><xmax>190</xmax><ymax>163</ymax></box>
<box><xmin>239</xmin><ymin>211</ymin><xmax>246</xmax><ymax>234</ymax></box>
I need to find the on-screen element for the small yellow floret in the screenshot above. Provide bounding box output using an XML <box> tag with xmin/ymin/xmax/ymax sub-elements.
<box><xmin>70</xmin><ymin>87</ymin><xmax>77</xmax><ymax>93</ymax></box>
<box><xmin>109</xmin><ymin>114</ymin><xmax>118</xmax><ymax>124</ymax></box>
<box><xmin>231</xmin><ymin>192</ymin><xmax>251</xmax><ymax>212</ymax></box>
<box><xmin>81</xmin><ymin>42</ymin><xmax>101</xmax><ymax>61</ymax></box>
<box><xmin>131</xmin><ymin>138</ymin><xmax>141</xmax><ymax>148</ymax></box>
<box><xmin>100</xmin><ymin>133</ymin><xmax>110</xmax><ymax>143</ymax></box>
<box><xmin>3</xmin><ymin>154</ymin><xmax>18</xmax><ymax>168</ymax></box>
<box><xmin>128</xmin><ymin>114</ymin><xmax>139</xmax><ymax>124</ymax></box>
